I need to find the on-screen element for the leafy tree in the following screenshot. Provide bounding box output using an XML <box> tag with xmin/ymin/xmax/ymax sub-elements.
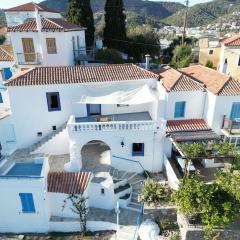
<box><xmin>138</xmin><ymin>179</ymin><xmax>171</xmax><ymax>207</ymax></box>
<box><xmin>179</xmin><ymin>143</ymin><xmax>206</xmax><ymax>176</ymax></box>
<box><xmin>171</xmin><ymin>44</ymin><xmax>192</xmax><ymax>68</ymax></box>
<box><xmin>103</xmin><ymin>0</ymin><xmax>126</xmax><ymax>51</ymax></box>
<box><xmin>205</xmin><ymin>60</ymin><xmax>214</xmax><ymax>69</ymax></box>
<box><xmin>62</xmin><ymin>195</ymin><xmax>88</xmax><ymax>236</ymax></box>
<box><xmin>126</xmin><ymin>25</ymin><xmax>160</xmax><ymax>61</ymax></box>
<box><xmin>172</xmin><ymin>175</ymin><xmax>240</xmax><ymax>240</ymax></box>
<box><xmin>67</xmin><ymin>0</ymin><xmax>95</xmax><ymax>47</ymax></box>
<box><xmin>95</xmin><ymin>48</ymin><xmax>125</xmax><ymax>64</ymax></box>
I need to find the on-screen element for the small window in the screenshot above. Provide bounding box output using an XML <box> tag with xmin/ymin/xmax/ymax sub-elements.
<box><xmin>101</xmin><ymin>188</ymin><xmax>105</xmax><ymax>195</ymax></box>
<box><xmin>46</xmin><ymin>92</ymin><xmax>61</xmax><ymax>112</ymax></box>
<box><xmin>46</xmin><ymin>38</ymin><xmax>57</xmax><ymax>54</ymax></box>
<box><xmin>37</xmin><ymin>132</ymin><xmax>42</xmax><ymax>137</ymax></box>
<box><xmin>225</xmin><ymin>58</ymin><xmax>228</xmax><ymax>64</ymax></box>
<box><xmin>132</xmin><ymin>143</ymin><xmax>144</xmax><ymax>156</ymax></box>
<box><xmin>0</xmin><ymin>93</ymin><xmax>3</xmax><ymax>103</ymax></box>
<box><xmin>117</xmin><ymin>104</ymin><xmax>129</xmax><ymax>107</ymax></box>
<box><xmin>209</xmin><ymin>50</ymin><xmax>214</xmax><ymax>55</ymax></box>
<box><xmin>52</xmin><ymin>126</ymin><xmax>57</xmax><ymax>131</ymax></box>
<box><xmin>174</xmin><ymin>101</ymin><xmax>186</xmax><ymax>118</ymax></box>
<box><xmin>238</xmin><ymin>56</ymin><xmax>240</xmax><ymax>66</ymax></box>
<box><xmin>19</xmin><ymin>193</ymin><xmax>35</xmax><ymax>213</ymax></box>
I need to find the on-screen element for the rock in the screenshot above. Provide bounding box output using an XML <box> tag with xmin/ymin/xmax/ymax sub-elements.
<box><xmin>139</xmin><ymin>219</ymin><xmax>160</xmax><ymax>240</ymax></box>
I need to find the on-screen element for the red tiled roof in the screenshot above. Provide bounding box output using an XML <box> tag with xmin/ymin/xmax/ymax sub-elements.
<box><xmin>8</xmin><ymin>18</ymin><xmax>84</xmax><ymax>32</ymax></box>
<box><xmin>0</xmin><ymin>46</ymin><xmax>14</xmax><ymax>61</ymax></box>
<box><xmin>0</xmin><ymin>27</ymin><xmax>7</xmax><ymax>34</ymax></box>
<box><xmin>159</xmin><ymin>67</ymin><xmax>204</xmax><ymax>92</ymax></box>
<box><xmin>179</xmin><ymin>65</ymin><xmax>240</xmax><ymax>96</ymax></box>
<box><xmin>48</xmin><ymin>172</ymin><xmax>92</xmax><ymax>194</ymax></box>
<box><xmin>166</xmin><ymin>119</ymin><xmax>211</xmax><ymax>133</ymax></box>
<box><xmin>5</xmin><ymin>2</ymin><xmax>58</xmax><ymax>13</ymax></box>
<box><xmin>222</xmin><ymin>36</ymin><xmax>240</xmax><ymax>46</ymax></box>
<box><xmin>4</xmin><ymin>64</ymin><xmax>158</xmax><ymax>87</ymax></box>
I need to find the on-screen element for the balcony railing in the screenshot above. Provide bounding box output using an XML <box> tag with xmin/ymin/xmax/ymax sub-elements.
<box><xmin>73</xmin><ymin>47</ymin><xmax>96</xmax><ymax>62</ymax></box>
<box><xmin>67</xmin><ymin>115</ymin><xmax>157</xmax><ymax>133</ymax></box>
<box><xmin>17</xmin><ymin>52</ymin><xmax>42</xmax><ymax>65</ymax></box>
<box><xmin>222</xmin><ymin>115</ymin><xmax>240</xmax><ymax>134</ymax></box>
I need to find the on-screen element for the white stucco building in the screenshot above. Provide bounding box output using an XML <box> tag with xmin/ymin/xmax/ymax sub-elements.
<box><xmin>5</xmin><ymin>2</ymin><xmax>86</xmax><ymax>69</ymax></box>
<box><xmin>0</xmin><ymin>62</ymin><xmax>240</xmax><ymax>233</ymax></box>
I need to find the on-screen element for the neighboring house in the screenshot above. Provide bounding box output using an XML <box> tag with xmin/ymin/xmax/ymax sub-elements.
<box><xmin>0</xmin><ymin>27</ymin><xmax>10</xmax><ymax>44</ymax></box>
<box><xmin>198</xmin><ymin>37</ymin><xmax>221</xmax><ymax>68</ymax></box>
<box><xmin>218</xmin><ymin>35</ymin><xmax>240</xmax><ymax>79</ymax></box>
<box><xmin>4</xmin><ymin>2</ymin><xmax>62</xmax><ymax>27</ymax></box>
<box><xmin>5</xmin><ymin>2</ymin><xmax>86</xmax><ymax>69</ymax></box>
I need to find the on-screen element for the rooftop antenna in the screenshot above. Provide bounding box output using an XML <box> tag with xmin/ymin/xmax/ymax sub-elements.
<box><xmin>182</xmin><ymin>0</ymin><xmax>189</xmax><ymax>45</ymax></box>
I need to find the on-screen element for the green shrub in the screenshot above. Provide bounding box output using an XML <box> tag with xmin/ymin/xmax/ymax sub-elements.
<box><xmin>168</xmin><ymin>232</ymin><xmax>181</xmax><ymax>240</ymax></box>
<box><xmin>205</xmin><ymin>60</ymin><xmax>214</xmax><ymax>69</ymax></box>
<box><xmin>95</xmin><ymin>48</ymin><xmax>125</xmax><ymax>64</ymax></box>
<box><xmin>138</xmin><ymin>179</ymin><xmax>171</xmax><ymax>207</ymax></box>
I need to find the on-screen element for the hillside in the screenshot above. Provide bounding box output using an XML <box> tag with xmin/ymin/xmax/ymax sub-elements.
<box><xmin>163</xmin><ymin>0</ymin><xmax>240</xmax><ymax>27</ymax></box>
<box><xmin>40</xmin><ymin>0</ymin><xmax>184</xmax><ymax>21</ymax></box>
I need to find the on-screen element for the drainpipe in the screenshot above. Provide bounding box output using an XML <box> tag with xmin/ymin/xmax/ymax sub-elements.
<box><xmin>35</xmin><ymin>8</ymin><xmax>44</xmax><ymax>65</ymax></box>
<box><xmin>145</xmin><ymin>54</ymin><xmax>150</xmax><ymax>70</ymax></box>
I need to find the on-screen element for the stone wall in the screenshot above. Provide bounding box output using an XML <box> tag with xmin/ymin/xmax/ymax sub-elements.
<box><xmin>178</xmin><ymin>213</ymin><xmax>240</xmax><ymax>240</ymax></box>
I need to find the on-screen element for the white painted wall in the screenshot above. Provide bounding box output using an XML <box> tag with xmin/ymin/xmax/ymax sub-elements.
<box><xmin>165</xmin><ymin>90</ymin><xmax>205</xmax><ymax>120</ymax></box>
<box><xmin>0</xmin><ymin>177</ymin><xmax>49</xmax><ymax>233</ymax></box>
<box><xmin>7</xmin><ymin>79</ymin><xmax>156</xmax><ymax>149</ymax></box>
<box><xmin>34</xmin><ymin>129</ymin><xmax>69</xmax><ymax>155</ymax></box>
<box><xmin>5</xmin><ymin>11</ymin><xmax>62</xmax><ymax>27</ymax></box>
<box><xmin>10</xmin><ymin>30</ymin><xmax>86</xmax><ymax>67</ymax></box>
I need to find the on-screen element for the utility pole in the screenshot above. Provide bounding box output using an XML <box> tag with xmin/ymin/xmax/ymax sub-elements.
<box><xmin>182</xmin><ymin>0</ymin><xmax>189</xmax><ymax>45</ymax></box>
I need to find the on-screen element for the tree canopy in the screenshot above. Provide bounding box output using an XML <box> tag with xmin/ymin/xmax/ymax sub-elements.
<box><xmin>171</xmin><ymin>44</ymin><xmax>192</xmax><ymax>68</ymax></box>
<box><xmin>67</xmin><ymin>0</ymin><xmax>95</xmax><ymax>47</ymax></box>
<box><xmin>126</xmin><ymin>25</ymin><xmax>160</xmax><ymax>61</ymax></box>
<box><xmin>103</xmin><ymin>0</ymin><xmax>126</xmax><ymax>51</ymax></box>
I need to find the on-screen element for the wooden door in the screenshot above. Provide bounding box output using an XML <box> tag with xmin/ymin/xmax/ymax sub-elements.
<box><xmin>22</xmin><ymin>38</ymin><xmax>35</xmax><ymax>62</ymax></box>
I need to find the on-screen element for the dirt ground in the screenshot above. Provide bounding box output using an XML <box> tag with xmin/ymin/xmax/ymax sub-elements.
<box><xmin>0</xmin><ymin>231</ymin><xmax>115</xmax><ymax>240</ymax></box>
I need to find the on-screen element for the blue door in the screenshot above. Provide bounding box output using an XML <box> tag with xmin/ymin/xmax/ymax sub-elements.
<box><xmin>230</xmin><ymin>103</ymin><xmax>240</xmax><ymax>120</ymax></box>
<box><xmin>3</xmin><ymin>68</ymin><xmax>12</xmax><ymax>80</ymax></box>
<box><xmin>87</xmin><ymin>104</ymin><xmax>101</xmax><ymax>116</ymax></box>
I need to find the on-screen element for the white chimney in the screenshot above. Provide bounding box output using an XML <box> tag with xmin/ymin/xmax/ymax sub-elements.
<box><xmin>145</xmin><ymin>54</ymin><xmax>150</xmax><ymax>70</ymax></box>
<box><xmin>35</xmin><ymin>8</ymin><xmax>42</xmax><ymax>32</ymax></box>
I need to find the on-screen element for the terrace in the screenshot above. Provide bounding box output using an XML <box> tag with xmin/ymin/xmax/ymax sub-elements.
<box><xmin>68</xmin><ymin>112</ymin><xmax>157</xmax><ymax>133</ymax></box>
<box><xmin>222</xmin><ymin>115</ymin><xmax>240</xmax><ymax>135</ymax></box>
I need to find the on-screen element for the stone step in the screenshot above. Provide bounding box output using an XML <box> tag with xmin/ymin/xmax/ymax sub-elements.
<box><xmin>114</xmin><ymin>183</ymin><xmax>131</xmax><ymax>194</ymax></box>
<box><xmin>120</xmin><ymin>193</ymin><xmax>131</xmax><ymax>200</ymax></box>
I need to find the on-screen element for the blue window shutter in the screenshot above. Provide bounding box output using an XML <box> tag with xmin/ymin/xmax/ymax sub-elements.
<box><xmin>174</xmin><ymin>101</ymin><xmax>186</xmax><ymax>118</ymax></box>
<box><xmin>86</xmin><ymin>104</ymin><xmax>90</xmax><ymax>115</ymax></box>
<box><xmin>0</xmin><ymin>93</ymin><xmax>3</xmax><ymax>103</ymax></box>
<box><xmin>230</xmin><ymin>103</ymin><xmax>240</xmax><ymax>120</ymax></box>
<box><xmin>19</xmin><ymin>193</ymin><xmax>35</xmax><ymax>213</ymax></box>
<box><xmin>3</xmin><ymin>68</ymin><xmax>12</xmax><ymax>80</ymax></box>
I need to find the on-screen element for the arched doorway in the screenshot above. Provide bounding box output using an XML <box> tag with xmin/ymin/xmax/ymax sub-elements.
<box><xmin>81</xmin><ymin>140</ymin><xmax>111</xmax><ymax>173</ymax></box>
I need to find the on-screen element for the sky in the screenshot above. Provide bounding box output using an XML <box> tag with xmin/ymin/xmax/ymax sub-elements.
<box><xmin>0</xmin><ymin>0</ymin><xmax>212</xmax><ymax>9</ymax></box>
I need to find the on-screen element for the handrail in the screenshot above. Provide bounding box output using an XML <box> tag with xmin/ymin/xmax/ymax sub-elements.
<box><xmin>132</xmin><ymin>203</ymin><xmax>144</xmax><ymax>240</ymax></box>
<box><xmin>112</xmin><ymin>155</ymin><xmax>149</xmax><ymax>178</ymax></box>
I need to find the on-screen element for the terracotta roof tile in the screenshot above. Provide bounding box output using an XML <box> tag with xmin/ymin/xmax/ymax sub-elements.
<box><xmin>5</xmin><ymin>64</ymin><xmax>158</xmax><ymax>87</ymax></box>
<box><xmin>0</xmin><ymin>110</ymin><xmax>12</xmax><ymax>121</ymax></box>
<box><xmin>8</xmin><ymin>18</ymin><xmax>84</xmax><ymax>32</ymax></box>
<box><xmin>0</xmin><ymin>46</ymin><xmax>14</xmax><ymax>61</ymax></box>
<box><xmin>222</xmin><ymin>36</ymin><xmax>240</xmax><ymax>46</ymax></box>
<box><xmin>166</xmin><ymin>119</ymin><xmax>211</xmax><ymax>133</ymax></box>
<box><xmin>179</xmin><ymin>65</ymin><xmax>239</xmax><ymax>95</ymax></box>
<box><xmin>5</xmin><ymin>2</ymin><xmax>58</xmax><ymax>13</ymax></box>
<box><xmin>159</xmin><ymin>67</ymin><xmax>204</xmax><ymax>92</ymax></box>
<box><xmin>48</xmin><ymin>172</ymin><xmax>92</xmax><ymax>194</ymax></box>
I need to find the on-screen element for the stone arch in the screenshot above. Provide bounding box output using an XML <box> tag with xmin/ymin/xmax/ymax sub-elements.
<box><xmin>80</xmin><ymin>140</ymin><xmax>111</xmax><ymax>173</ymax></box>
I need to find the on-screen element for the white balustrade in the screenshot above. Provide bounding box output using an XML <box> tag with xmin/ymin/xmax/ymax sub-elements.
<box><xmin>68</xmin><ymin>120</ymin><xmax>156</xmax><ymax>132</ymax></box>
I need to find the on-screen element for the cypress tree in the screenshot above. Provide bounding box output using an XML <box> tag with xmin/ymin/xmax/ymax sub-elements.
<box><xmin>67</xmin><ymin>0</ymin><xmax>95</xmax><ymax>47</ymax></box>
<box><xmin>103</xmin><ymin>0</ymin><xmax>126</xmax><ymax>51</ymax></box>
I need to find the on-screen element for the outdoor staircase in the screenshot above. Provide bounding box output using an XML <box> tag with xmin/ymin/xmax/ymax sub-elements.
<box><xmin>30</xmin><ymin>122</ymin><xmax>67</xmax><ymax>153</ymax></box>
<box><xmin>109</xmin><ymin>167</ymin><xmax>145</xmax><ymax>213</ymax></box>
